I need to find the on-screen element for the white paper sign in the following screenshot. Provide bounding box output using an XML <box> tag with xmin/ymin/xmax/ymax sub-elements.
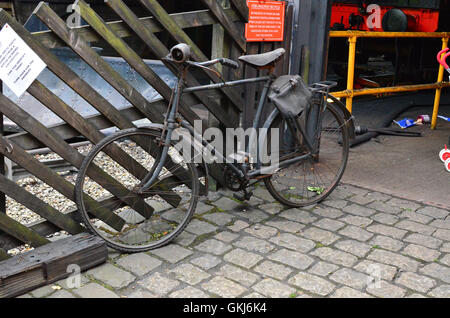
<box><xmin>0</xmin><ymin>24</ymin><xmax>46</xmax><ymax>97</ymax></box>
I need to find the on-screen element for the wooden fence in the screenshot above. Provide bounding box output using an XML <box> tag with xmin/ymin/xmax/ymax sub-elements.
<box><xmin>0</xmin><ymin>0</ymin><xmax>293</xmax><ymax>258</ymax></box>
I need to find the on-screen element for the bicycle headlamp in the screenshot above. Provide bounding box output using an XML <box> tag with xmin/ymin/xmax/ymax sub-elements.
<box><xmin>170</xmin><ymin>43</ymin><xmax>191</xmax><ymax>63</ymax></box>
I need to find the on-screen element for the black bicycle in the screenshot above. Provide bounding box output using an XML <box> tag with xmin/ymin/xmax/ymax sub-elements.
<box><xmin>75</xmin><ymin>44</ymin><xmax>353</xmax><ymax>252</ymax></box>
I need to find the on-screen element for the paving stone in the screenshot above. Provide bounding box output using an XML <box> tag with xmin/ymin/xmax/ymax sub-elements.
<box><xmin>228</xmin><ymin>220</ymin><xmax>249</xmax><ymax>232</ymax></box>
<box><xmin>236</xmin><ymin>208</ymin><xmax>270</xmax><ymax>223</ymax></box>
<box><xmin>243</xmin><ymin>292</ymin><xmax>265</xmax><ymax>298</ymax></box>
<box><xmin>331</xmin><ymin>286</ymin><xmax>373</xmax><ymax>298</ymax></box>
<box><xmin>310</xmin><ymin>247</ymin><xmax>358</xmax><ymax>267</ymax></box>
<box><xmin>343</xmin><ymin>204</ymin><xmax>376</xmax><ymax>217</ymax></box>
<box><xmin>335</xmin><ymin>240</ymin><xmax>372</xmax><ymax>257</ymax></box>
<box><xmin>340</xmin><ymin>184</ymin><xmax>369</xmax><ymax>196</ymax></box>
<box><xmin>366</xmin><ymin>224</ymin><xmax>407</xmax><ymax>239</ymax></box>
<box><xmin>417</xmin><ymin>206</ymin><xmax>449</xmax><ymax>219</ymax></box>
<box><xmin>185</xmin><ymin>219</ymin><xmax>218</xmax><ymax>236</ymax></box>
<box><xmin>434</xmin><ymin>229</ymin><xmax>450</xmax><ymax>241</ymax></box>
<box><xmin>127</xmin><ymin>290</ymin><xmax>158</xmax><ymax>298</ymax></box>
<box><xmin>213</xmin><ymin>196</ymin><xmax>241</xmax><ymax>211</ymax></box>
<box><xmin>269</xmin><ymin>233</ymin><xmax>315</xmax><ymax>253</ymax></box>
<box><xmin>194</xmin><ymin>239</ymin><xmax>232</xmax><ymax>255</ymax></box>
<box><xmin>223</xmin><ymin>248</ymin><xmax>263</xmax><ymax>269</ymax></box>
<box><xmin>338</xmin><ymin>225</ymin><xmax>374</xmax><ymax>242</ymax></box>
<box><xmin>402</xmin><ymin>244</ymin><xmax>441</xmax><ymax>262</ymax></box>
<box><xmin>399</xmin><ymin>211</ymin><xmax>433</xmax><ymax>224</ymax></box>
<box><xmin>116</xmin><ymin>253</ymin><xmax>162</xmax><ymax>276</ymax></box>
<box><xmin>404</xmin><ymin>233</ymin><xmax>443</xmax><ymax>249</ymax></box>
<box><xmin>372</xmin><ymin>213</ymin><xmax>399</xmax><ymax>225</ymax></box>
<box><xmin>366</xmin><ymin>280</ymin><xmax>406</xmax><ymax>298</ymax></box>
<box><xmin>168</xmin><ymin>264</ymin><xmax>211</xmax><ymax>285</ymax></box>
<box><xmin>313</xmin><ymin>218</ymin><xmax>346</xmax><ymax>231</ymax></box>
<box><xmin>56</xmin><ymin>275</ymin><xmax>90</xmax><ymax>290</ymax></box>
<box><xmin>339</xmin><ymin>215</ymin><xmax>373</xmax><ymax>227</ymax></box>
<box><xmin>138</xmin><ymin>273</ymin><xmax>180</xmax><ymax>296</ymax></box>
<box><xmin>442</xmin><ymin>243</ymin><xmax>450</xmax><ymax>253</ymax></box>
<box><xmin>300</xmin><ymin>227</ymin><xmax>340</xmax><ymax>245</ymax></box>
<box><xmin>396</xmin><ymin>272</ymin><xmax>436</xmax><ymax>293</ymax></box>
<box><xmin>202</xmin><ymin>212</ymin><xmax>234</xmax><ymax>226</ymax></box>
<box><xmin>86</xmin><ymin>263</ymin><xmax>135</xmax><ymax>289</ymax></box>
<box><xmin>365</xmin><ymin>192</ymin><xmax>391</xmax><ymax>202</ymax></box>
<box><xmin>252</xmin><ymin>278</ymin><xmax>296</xmax><ymax>298</ymax></box>
<box><xmin>419</xmin><ymin>263</ymin><xmax>450</xmax><ymax>283</ymax></box>
<box><xmin>354</xmin><ymin>260</ymin><xmax>398</xmax><ymax>281</ymax></box>
<box><xmin>279</xmin><ymin>208</ymin><xmax>317</xmax><ymax>224</ymax></box>
<box><xmin>258</xmin><ymin>202</ymin><xmax>284</xmax><ymax>215</ymax></box>
<box><xmin>439</xmin><ymin>254</ymin><xmax>450</xmax><ymax>266</ymax></box>
<box><xmin>73</xmin><ymin>283</ymin><xmax>120</xmax><ymax>298</ymax></box>
<box><xmin>30</xmin><ymin>286</ymin><xmax>55</xmax><ymax>298</ymax></box>
<box><xmin>265</xmin><ymin>219</ymin><xmax>305</xmax><ymax>233</ymax></box>
<box><xmin>202</xmin><ymin>276</ymin><xmax>247</xmax><ymax>298</ymax></box>
<box><xmin>406</xmin><ymin>293</ymin><xmax>427</xmax><ymax>298</ymax></box>
<box><xmin>396</xmin><ymin>220</ymin><xmax>435</xmax><ymax>235</ymax></box>
<box><xmin>367</xmin><ymin>249</ymin><xmax>421</xmax><ymax>272</ymax></box>
<box><xmin>348</xmin><ymin>194</ymin><xmax>375</xmax><ymax>205</ymax></box>
<box><xmin>369</xmin><ymin>235</ymin><xmax>404</xmax><ymax>252</ymax></box>
<box><xmin>288</xmin><ymin>273</ymin><xmax>336</xmax><ymax>296</ymax></box>
<box><xmin>150</xmin><ymin>244</ymin><xmax>193</xmax><ymax>263</ymax></box>
<box><xmin>190</xmin><ymin>254</ymin><xmax>221</xmax><ymax>270</ymax></box>
<box><xmin>322</xmin><ymin>199</ymin><xmax>348</xmax><ymax>209</ymax></box>
<box><xmin>169</xmin><ymin>287</ymin><xmax>209</xmax><ymax>298</ymax></box>
<box><xmin>330</xmin><ymin>268</ymin><xmax>371</xmax><ymax>290</ymax></box>
<box><xmin>233</xmin><ymin>236</ymin><xmax>275</xmax><ymax>254</ymax></box>
<box><xmin>268</xmin><ymin>249</ymin><xmax>314</xmax><ymax>270</ymax></box>
<box><xmin>174</xmin><ymin>231</ymin><xmax>197</xmax><ymax>247</ymax></box>
<box><xmin>254</xmin><ymin>261</ymin><xmax>293</xmax><ymax>280</ymax></box>
<box><xmin>214</xmin><ymin>231</ymin><xmax>240</xmax><ymax>243</ymax></box>
<box><xmin>16</xmin><ymin>294</ymin><xmax>33</xmax><ymax>299</ymax></box>
<box><xmin>308</xmin><ymin>261</ymin><xmax>339</xmax><ymax>277</ymax></box>
<box><xmin>195</xmin><ymin>202</ymin><xmax>215</xmax><ymax>214</ymax></box>
<box><xmin>430</xmin><ymin>219</ymin><xmax>450</xmax><ymax>230</ymax></box>
<box><xmin>386</xmin><ymin>198</ymin><xmax>421</xmax><ymax>211</ymax></box>
<box><xmin>47</xmin><ymin>290</ymin><xmax>76</xmax><ymax>298</ymax></box>
<box><xmin>367</xmin><ymin>201</ymin><xmax>402</xmax><ymax>214</ymax></box>
<box><xmin>252</xmin><ymin>187</ymin><xmax>273</xmax><ymax>200</ymax></box>
<box><xmin>311</xmin><ymin>206</ymin><xmax>344</xmax><ymax>219</ymax></box>
<box><xmin>244</xmin><ymin>224</ymin><xmax>278</xmax><ymax>239</ymax></box>
<box><xmin>218</xmin><ymin>264</ymin><xmax>260</xmax><ymax>287</ymax></box>
<box><xmin>428</xmin><ymin>285</ymin><xmax>450</xmax><ymax>298</ymax></box>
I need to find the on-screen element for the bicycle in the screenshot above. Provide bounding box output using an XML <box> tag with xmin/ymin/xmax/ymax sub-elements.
<box><xmin>75</xmin><ymin>43</ymin><xmax>354</xmax><ymax>252</ymax></box>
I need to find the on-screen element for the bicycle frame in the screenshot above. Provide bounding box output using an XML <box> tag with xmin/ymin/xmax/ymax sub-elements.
<box><xmin>139</xmin><ymin>64</ymin><xmax>315</xmax><ymax>192</ymax></box>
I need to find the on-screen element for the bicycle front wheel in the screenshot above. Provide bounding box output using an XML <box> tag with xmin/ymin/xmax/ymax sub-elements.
<box><xmin>264</xmin><ymin>101</ymin><xmax>350</xmax><ymax>207</ymax></box>
<box><xmin>75</xmin><ymin>128</ymin><xmax>199</xmax><ymax>253</ymax></box>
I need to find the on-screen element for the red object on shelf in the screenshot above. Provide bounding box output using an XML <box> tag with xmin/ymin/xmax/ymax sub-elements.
<box><xmin>330</xmin><ymin>3</ymin><xmax>440</xmax><ymax>32</ymax></box>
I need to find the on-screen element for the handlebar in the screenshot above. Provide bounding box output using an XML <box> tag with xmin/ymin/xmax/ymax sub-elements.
<box><xmin>437</xmin><ymin>48</ymin><xmax>450</xmax><ymax>72</ymax></box>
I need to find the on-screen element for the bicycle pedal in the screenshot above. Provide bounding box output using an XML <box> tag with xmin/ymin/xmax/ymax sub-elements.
<box><xmin>233</xmin><ymin>190</ymin><xmax>253</xmax><ymax>202</ymax></box>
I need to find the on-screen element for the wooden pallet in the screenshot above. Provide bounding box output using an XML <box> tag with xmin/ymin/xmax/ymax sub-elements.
<box><xmin>0</xmin><ymin>233</ymin><xmax>107</xmax><ymax>298</ymax></box>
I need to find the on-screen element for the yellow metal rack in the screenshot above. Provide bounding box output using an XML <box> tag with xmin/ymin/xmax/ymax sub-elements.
<box><xmin>329</xmin><ymin>31</ymin><xmax>450</xmax><ymax>129</ymax></box>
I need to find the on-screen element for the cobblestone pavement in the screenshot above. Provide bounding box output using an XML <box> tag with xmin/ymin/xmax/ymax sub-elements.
<box><xmin>18</xmin><ymin>184</ymin><xmax>450</xmax><ymax>298</ymax></box>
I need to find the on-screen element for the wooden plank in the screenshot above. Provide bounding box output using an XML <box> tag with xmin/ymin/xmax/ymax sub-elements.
<box><xmin>138</xmin><ymin>0</ymin><xmax>244</xmax><ymax>114</ymax></box>
<box><xmin>0</xmin><ymin>212</ymin><xmax>50</xmax><ymax>248</ymax></box>
<box><xmin>230</xmin><ymin>0</ymin><xmax>249</xmax><ymax>22</ymax></box>
<box><xmin>0</xmin><ymin>248</ymin><xmax>9</xmax><ymax>261</ymax></box>
<box><xmin>27</xmin><ymin>80</ymin><xmax>182</xmax><ymax>208</ymax></box>
<box><xmin>102</xmin><ymin>0</ymin><xmax>236</xmax><ymax>129</ymax></box>
<box><xmin>201</xmin><ymin>0</ymin><xmax>247</xmax><ymax>52</ymax></box>
<box><xmin>31</xmin><ymin>8</ymin><xmax>240</xmax><ymax>49</ymax></box>
<box><xmin>0</xmin><ymin>137</ymin><xmax>126</xmax><ymax>232</ymax></box>
<box><xmin>0</xmin><ymin>174</ymin><xmax>83</xmax><ymax>235</ymax></box>
<box><xmin>0</xmin><ymin>93</ymin><xmax>154</xmax><ymax>222</ymax></box>
<box><xmin>0</xmin><ymin>233</ymin><xmax>107</xmax><ymax>298</ymax></box>
<box><xmin>242</xmin><ymin>43</ymin><xmax>259</xmax><ymax>129</ymax></box>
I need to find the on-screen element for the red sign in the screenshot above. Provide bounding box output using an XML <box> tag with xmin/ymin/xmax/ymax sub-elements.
<box><xmin>245</xmin><ymin>0</ymin><xmax>286</xmax><ymax>42</ymax></box>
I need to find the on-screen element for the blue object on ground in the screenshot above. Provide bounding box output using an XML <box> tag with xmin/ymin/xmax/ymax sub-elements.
<box><xmin>393</xmin><ymin>118</ymin><xmax>416</xmax><ymax>129</ymax></box>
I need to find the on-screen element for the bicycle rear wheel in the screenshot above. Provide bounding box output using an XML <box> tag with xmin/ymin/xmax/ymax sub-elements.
<box><xmin>75</xmin><ymin>128</ymin><xmax>199</xmax><ymax>253</ymax></box>
<box><xmin>264</xmin><ymin>101</ymin><xmax>350</xmax><ymax>207</ymax></box>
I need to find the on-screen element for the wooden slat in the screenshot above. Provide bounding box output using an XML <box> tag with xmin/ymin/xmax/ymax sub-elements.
<box><xmin>242</xmin><ymin>43</ymin><xmax>259</xmax><ymax>129</ymax></box>
<box><xmin>31</xmin><ymin>8</ymin><xmax>240</xmax><ymax>49</ymax></box>
<box><xmin>0</xmin><ymin>174</ymin><xmax>83</xmax><ymax>235</ymax></box>
<box><xmin>0</xmin><ymin>233</ymin><xmax>107</xmax><ymax>298</ymax></box>
<box><xmin>230</xmin><ymin>0</ymin><xmax>249</xmax><ymax>22</ymax></box>
<box><xmin>0</xmin><ymin>212</ymin><xmax>49</xmax><ymax>248</ymax></box>
<box><xmin>0</xmin><ymin>248</ymin><xmax>10</xmax><ymax>261</ymax></box>
<box><xmin>0</xmin><ymin>137</ymin><xmax>126</xmax><ymax>232</ymax></box>
<box><xmin>202</xmin><ymin>0</ymin><xmax>247</xmax><ymax>52</ymax></box>
<box><xmin>138</xmin><ymin>0</ymin><xmax>244</xmax><ymax>113</ymax></box>
<box><xmin>103</xmin><ymin>0</ymin><xmax>237</xmax><ymax>129</ymax></box>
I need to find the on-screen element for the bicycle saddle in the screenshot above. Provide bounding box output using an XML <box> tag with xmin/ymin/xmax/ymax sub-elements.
<box><xmin>239</xmin><ymin>48</ymin><xmax>286</xmax><ymax>69</ymax></box>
